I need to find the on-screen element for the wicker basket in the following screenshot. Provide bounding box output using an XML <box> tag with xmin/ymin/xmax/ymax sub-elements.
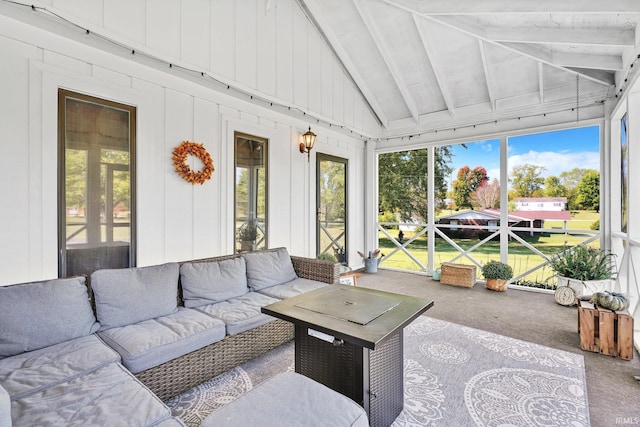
<box><xmin>440</xmin><ymin>263</ymin><xmax>476</xmax><ymax>287</ymax></box>
<box><xmin>486</xmin><ymin>278</ymin><xmax>507</xmax><ymax>292</ymax></box>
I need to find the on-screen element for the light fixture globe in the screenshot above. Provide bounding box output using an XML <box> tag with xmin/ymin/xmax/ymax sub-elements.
<box><xmin>300</xmin><ymin>126</ymin><xmax>316</xmax><ymax>161</ymax></box>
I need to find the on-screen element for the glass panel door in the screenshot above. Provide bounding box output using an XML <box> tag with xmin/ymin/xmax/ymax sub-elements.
<box><xmin>317</xmin><ymin>154</ymin><xmax>347</xmax><ymax>264</ymax></box>
<box><xmin>235</xmin><ymin>132</ymin><xmax>268</xmax><ymax>253</ymax></box>
<box><xmin>58</xmin><ymin>90</ymin><xmax>136</xmax><ymax>277</ymax></box>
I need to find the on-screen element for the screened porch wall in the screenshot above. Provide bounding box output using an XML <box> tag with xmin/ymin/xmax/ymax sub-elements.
<box><xmin>0</xmin><ymin>0</ymin><xmax>372</xmax><ymax>285</ymax></box>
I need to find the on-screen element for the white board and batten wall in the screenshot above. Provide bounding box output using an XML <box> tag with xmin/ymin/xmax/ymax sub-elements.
<box><xmin>0</xmin><ymin>0</ymin><xmax>376</xmax><ymax>285</ymax></box>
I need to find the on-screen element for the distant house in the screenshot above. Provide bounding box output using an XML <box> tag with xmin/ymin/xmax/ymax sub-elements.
<box><xmin>437</xmin><ymin>208</ymin><xmax>571</xmax><ymax>238</ymax></box>
<box><xmin>514</xmin><ymin>197</ymin><xmax>567</xmax><ymax>212</ymax></box>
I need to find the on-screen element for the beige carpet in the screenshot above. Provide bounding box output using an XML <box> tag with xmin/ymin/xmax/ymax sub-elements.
<box><xmin>167</xmin><ymin>316</ymin><xmax>589</xmax><ymax>426</ymax></box>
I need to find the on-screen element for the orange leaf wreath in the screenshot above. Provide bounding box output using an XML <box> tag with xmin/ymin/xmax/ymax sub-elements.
<box><xmin>172</xmin><ymin>141</ymin><xmax>214</xmax><ymax>185</ymax></box>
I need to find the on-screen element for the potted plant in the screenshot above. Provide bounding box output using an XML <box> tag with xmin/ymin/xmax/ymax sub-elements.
<box><xmin>549</xmin><ymin>245</ymin><xmax>616</xmax><ymax>297</ymax></box>
<box><xmin>237</xmin><ymin>220</ymin><xmax>258</xmax><ymax>252</ymax></box>
<box><xmin>480</xmin><ymin>260</ymin><xmax>513</xmax><ymax>292</ymax></box>
<box><xmin>316</xmin><ymin>252</ymin><xmax>337</xmax><ymax>262</ymax></box>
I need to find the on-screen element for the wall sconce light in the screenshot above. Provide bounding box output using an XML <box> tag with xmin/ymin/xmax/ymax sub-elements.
<box><xmin>300</xmin><ymin>126</ymin><xmax>316</xmax><ymax>162</ymax></box>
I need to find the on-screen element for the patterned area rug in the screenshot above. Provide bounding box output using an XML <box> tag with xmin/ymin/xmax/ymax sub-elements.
<box><xmin>167</xmin><ymin>317</ymin><xmax>589</xmax><ymax>426</ymax></box>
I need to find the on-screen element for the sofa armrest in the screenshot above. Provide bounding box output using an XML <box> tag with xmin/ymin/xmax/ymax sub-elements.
<box><xmin>290</xmin><ymin>256</ymin><xmax>339</xmax><ymax>284</ymax></box>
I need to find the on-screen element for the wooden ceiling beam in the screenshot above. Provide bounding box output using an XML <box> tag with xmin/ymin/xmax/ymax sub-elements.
<box><xmin>352</xmin><ymin>0</ymin><xmax>420</xmax><ymax>123</ymax></box>
<box><xmin>381</xmin><ymin>2</ymin><xmax>617</xmax><ymax>87</ymax></box>
<box><xmin>297</xmin><ymin>0</ymin><xmax>389</xmax><ymax>127</ymax></box>
<box><xmin>486</xmin><ymin>27</ymin><xmax>635</xmax><ymax>48</ymax></box>
<box><xmin>413</xmin><ymin>14</ymin><xmax>456</xmax><ymax>116</ymax></box>
<box><xmin>479</xmin><ymin>40</ymin><xmax>496</xmax><ymax>111</ymax></box>
<box><xmin>384</xmin><ymin>0</ymin><xmax>640</xmax><ymax>15</ymax></box>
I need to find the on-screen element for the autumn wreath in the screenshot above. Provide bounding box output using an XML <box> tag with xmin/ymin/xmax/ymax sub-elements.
<box><xmin>172</xmin><ymin>141</ymin><xmax>214</xmax><ymax>185</ymax></box>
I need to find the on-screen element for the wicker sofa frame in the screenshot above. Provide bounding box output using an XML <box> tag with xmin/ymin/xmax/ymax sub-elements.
<box><xmin>126</xmin><ymin>249</ymin><xmax>339</xmax><ymax>401</ymax></box>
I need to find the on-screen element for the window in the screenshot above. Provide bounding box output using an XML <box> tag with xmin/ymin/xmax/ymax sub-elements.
<box><xmin>58</xmin><ymin>90</ymin><xmax>136</xmax><ymax>278</ymax></box>
<box><xmin>235</xmin><ymin>132</ymin><xmax>267</xmax><ymax>252</ymax></box>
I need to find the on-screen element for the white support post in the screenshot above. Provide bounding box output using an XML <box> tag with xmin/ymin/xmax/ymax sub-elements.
<box><xmin>364</xmin><ymin>140</ymin><xmax>378</xmax><ymax>265</ymax></box>
<box><xmin>500</xmin><ymin>136</ymin><xmax>509</xmax><ymax>263</ymax></box>
<box><xmin>428</xmin><ymin>146</ymin><xmax>435</xmax><ymax>273</ymax></box>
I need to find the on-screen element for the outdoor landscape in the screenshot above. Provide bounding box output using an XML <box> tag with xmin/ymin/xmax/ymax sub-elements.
<box><xmin>376</xmin><ymin>126</ymin><xmax>602</xmax><ymax>287</ymax></box>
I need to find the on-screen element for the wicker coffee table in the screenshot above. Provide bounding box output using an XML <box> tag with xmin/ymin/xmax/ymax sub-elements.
<box><xmin>262</xmin><ymin>285</ymin><xmax>433</xmax><ymax>427</ymax></box>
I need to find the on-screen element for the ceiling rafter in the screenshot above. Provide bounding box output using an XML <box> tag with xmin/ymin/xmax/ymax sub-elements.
<box><xmin>538</xmin><ymin>63</ymin><xmax>544</xmax><ymax>104</ymax></box>
<box><xmin>478</xmin><ymin>40</ymin><xmax>496</xmax><ymax>111</ymax></box>
<box><xmin>413</xmin><ymin>14</ymin><xmax>456</xmax><ymax>116</ymax></box>
<box><xmin>383</xmin><ymin>0</ymin><xmax>640</xmax><ymax>15</ymax></box>
<box><xmin>351</xmin><ymin>0</ymin><xmax>420</xmax><ymax>123</ymax></box>
<box><xmin>500</xmin><ymin>42</ymin><xmax>622</xmax><ymax>71</ymax></box>
<box><xmin>380</xmin><ymin>1</ymin><xmax>616</xmax><ymax>87</ymax></box>
<box><xmin>486</xmin><ymin>27</ymin><xmax>635</xmax><ymax>48</ymax></box>
<box><xmin>297</xmin><ymin>0</ymin><xmax>389</xmax><ymax>127</ymax></box>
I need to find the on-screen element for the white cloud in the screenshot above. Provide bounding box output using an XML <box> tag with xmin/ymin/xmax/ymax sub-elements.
<box><xmin>508</xmin><ymin>150</ymin><xmax>599</xmax><ymax>177</ymax></box>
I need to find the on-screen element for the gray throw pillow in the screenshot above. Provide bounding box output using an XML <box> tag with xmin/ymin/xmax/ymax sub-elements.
<box><xmin>91</xmin><ymin>263</ymin><xmax>179</xmax><ymax>330</ymax></box>
<box><xmin>180</xmin><ymin>258</ymin><xmax>248</xmax><ymax>307</ymax></box>
<box><xmin>243</xmin><ymin>248</ymin><xmax>297</xmax><ymax>291</ymax></box>
<box><xmin>0</xmin><ymin>277</ymin><xmax>99</xmax><ymax>358</ymax></box>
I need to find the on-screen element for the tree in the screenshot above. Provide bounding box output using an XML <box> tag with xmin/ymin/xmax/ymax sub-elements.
<box><xmin>559</xmin><ymin>168</ymin><xmax>591</xmax><ymax>210</ymax></box>
<box><xmin>453</xmin><ymin>166</ymin><xmax>488</xmax><ymax>209</ymax></box>
<box><xmin>544</xmin><ymin>176</ymin><xmax>567</xmax><ymax>198</ymax></box>
<box><xmin>378</xmin><ymin>147</ymin><xmax>453</xmax><ymax>222</ymax></box>
<box><xmin>472</xmin><ymin>178</ymin><xmax>500</xmax><ymax>209</ymax></box>
<box><xmin>509</xmin><ymin>164</ymin><xmax>545</xmax><ymax>197</ymax></box>
<box><xmin>575</xmin><ymin>170</ymin><xmax>600</xmax><ymax>210</ymax></box>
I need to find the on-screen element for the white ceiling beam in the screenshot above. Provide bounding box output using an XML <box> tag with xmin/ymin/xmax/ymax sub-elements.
<box><xmin>478</xmin><ymin>40</ymin><xmax>496</xmax><ymax>111</ymax></box>
<box><xmin>538</xmin><ymin>63</ymin><xmax>544</xmax><ymax>104</ymax></box>
<box><xmin>380</xmin><ymin>2</ymin><xmax>616</xmax><ymax>87</ymax></box>
<box><xmin>499</xmin><ymin>41</ymin><xmax>623</xmax><ymax>71</ymax></box>
<box><xmin>298</xmin><ymin>0</ymin><xmax>390</xmax><ymax>127</ymax></box>
<box><xmin>486</xmin><ymin>27</ymin><xmax>635</xmax><ymax>48</ymax></box>
<box><xmin>553</xmin><ymin>52</ymin><xmax>623</xmax><ymax>71</ymax></box>
<box><xmin>567</xmin><ymin>68</ymin><xmax>616</xmax><ymax>86</ymax></box>
<box><xmin>413</xmin><ymin>14</ymin><xmax>456</xmax><ymax>116</ymax></box>
<box><xmin>351</xmin><ymin>0</ymin><xmax>420</xmax><ymax>123</ymax></box>
<box><xmin>383</xmin><ymin>0</ymin><xmax>640</xmax><ymax>15</ymax></box>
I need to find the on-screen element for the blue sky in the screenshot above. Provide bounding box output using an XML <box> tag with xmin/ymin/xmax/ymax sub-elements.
<box><xmin>447</xmin><ymin>126</ymin><xmax>600</xmax><ymax>185</ymax></box>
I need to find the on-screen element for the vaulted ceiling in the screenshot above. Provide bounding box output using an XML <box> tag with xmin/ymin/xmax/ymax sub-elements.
<box><xmin>301</xmin><ymin>0</ymin><xmax>640</xmax><ymax>138</ymax></box>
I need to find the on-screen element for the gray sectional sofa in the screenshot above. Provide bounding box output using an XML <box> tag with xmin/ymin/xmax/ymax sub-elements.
<box><xmin>0</xmin><ymin>248</ymin><xmax>348</xmax><ymax>426</ymax></box>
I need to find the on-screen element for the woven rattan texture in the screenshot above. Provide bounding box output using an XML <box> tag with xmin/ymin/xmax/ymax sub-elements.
<box><xmin>369</xmin><ymin>332</ymin><xmax>403</xmax><ymax>427</ymax></box>
<box><xmin>135</xmin><ymin>319</ymin><xmax>293</xmax><ymax>401</ymax></box>
<box><xmin>440</xmin><ymin>262</ymin><xmax>476</xmax><ymax>287</ymax></box>
<box><xmin>296</xmin><ymin>327</ymin><xmax>364</xmax><ymax>404</ymax></box>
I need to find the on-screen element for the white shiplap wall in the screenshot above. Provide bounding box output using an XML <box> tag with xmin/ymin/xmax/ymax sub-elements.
<box><xmin>0</xmin><ymin>0</ymin><xmax>374</xmax><ymax>285</ymax></box>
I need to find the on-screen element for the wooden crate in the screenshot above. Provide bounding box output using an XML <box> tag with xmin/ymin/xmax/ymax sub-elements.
<box><xmin>578</xmin><ymin>300</ymin><xmax>634</xmax><ymax>360</ymax></box>
<box><xmin>440</xmin><ymin>263</ymin><xmax>476</xmax><ymax>288</ymax></box>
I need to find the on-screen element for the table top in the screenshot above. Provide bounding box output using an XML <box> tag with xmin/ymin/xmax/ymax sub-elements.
<box><xmin>262</xmin><ymin>284</ymin><xmax>433</xmax><ymax>349</ymax></box>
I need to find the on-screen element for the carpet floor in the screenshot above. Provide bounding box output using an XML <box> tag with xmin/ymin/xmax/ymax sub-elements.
<box><xmin>167</xmin><ymin>316</ymin><xmax>589</xmax><ymax>426</ymax></box>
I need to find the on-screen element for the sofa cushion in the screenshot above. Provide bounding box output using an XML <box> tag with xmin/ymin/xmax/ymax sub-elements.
<box><xmin>196</xmin><ymin>292</ymin><xmax>280</xmax><ymax>335</ymax></box>
<box><xmin>180</xmin><ymin>258</ymin><xmax>248</xmax><ymax>308</ymax></box>
<box><xmin>200</xmin><ymin>372</ymin><xmax>369</xmax><ymax>427</ymax></box>
<box><xmin>242</xmin><ymin>248</ymin><xmax>297</xmax><ymax>291</ymax></box>
<box><xmin>0</xmin><ymin>276</ymin><xmax>99</xmax><ymax>359</ymax></box>
<box><xmin>91</xmin><ymin>263</ymin><xmax>179</xmax><ymax>330</ymax></box>
<box><xmin>98</xmin><ymin>307</ymin><xmax>226</xmax><ymax>373</ymax></box>
<box><xmin>0</xmin><ymin>384</ymin><xmax>10</xmax><ymax>427</ymax></box>
<box><xmin>0</xmin><ymin>334</ymin><xmax>120</xmax><ymax>400</ymax></box>
<box><xmin>10</xmin><ymin>362</ymin><xmax>181</xmax><ymax>427</ymax></box>
<box><xmin>257</xmin><ymin>277</ymin><xmax>328</xmax><ymax>299</ymax></box>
